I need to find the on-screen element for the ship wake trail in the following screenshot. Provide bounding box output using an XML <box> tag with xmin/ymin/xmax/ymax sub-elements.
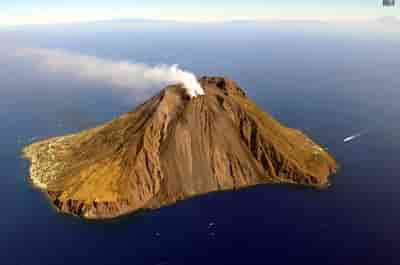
<box><xmin>343</xmin><ymin>132</ymin><xmax>365</xmax><ymax>143</ymax></box>
<box><xmin>15</xmin><ymin>48</ymin><xmax>204</xmax><ymax>100</ymax></box>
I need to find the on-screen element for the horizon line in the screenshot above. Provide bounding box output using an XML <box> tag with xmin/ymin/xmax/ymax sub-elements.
<box><xmin>1</xmin><ymin>15</ymin><xmax>399</xmax><ymax>29</ymax></box>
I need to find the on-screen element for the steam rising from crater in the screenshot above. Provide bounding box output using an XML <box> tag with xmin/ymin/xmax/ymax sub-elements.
<box><xmin>15</xmin><ymin>48</ymin><xmax>204</xmax><ymax>99</ymax></box>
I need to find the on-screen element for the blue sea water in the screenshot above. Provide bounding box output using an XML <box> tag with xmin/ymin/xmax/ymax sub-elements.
<box><xmin>1</xmin><ymin>22</ymin><xmax>400</xmax><ymax>265</ymax></box>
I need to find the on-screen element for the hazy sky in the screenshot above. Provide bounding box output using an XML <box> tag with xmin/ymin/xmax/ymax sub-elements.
<box><xmin>1</xmin><ymin>0</ymin><xmax>399</xmax><ymax>26</ymax></box>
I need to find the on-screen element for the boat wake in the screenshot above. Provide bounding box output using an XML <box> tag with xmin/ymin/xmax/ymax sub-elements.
<box><xmin>343</xmin><ymin>132</ymin><xmax>363</xmax><ymax>143</ymax></box>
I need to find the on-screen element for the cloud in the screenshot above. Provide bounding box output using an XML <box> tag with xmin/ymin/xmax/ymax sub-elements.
<box><xmin>15</xmin><ymin>48</ymin><xmax>204</xmax><ymax>101</ymax></box>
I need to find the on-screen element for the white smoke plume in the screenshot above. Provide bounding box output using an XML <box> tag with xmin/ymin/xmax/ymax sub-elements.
<box><xmin>15</xmin><ymin>48</ymin><xmax>204</xmax><ymax>99</ymax></box>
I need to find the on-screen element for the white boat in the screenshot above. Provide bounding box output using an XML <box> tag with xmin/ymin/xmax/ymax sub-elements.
<box><xmin>343</xmin><ymin>133</ymin><xmax>362</xmax><ymax>143</ymax></box>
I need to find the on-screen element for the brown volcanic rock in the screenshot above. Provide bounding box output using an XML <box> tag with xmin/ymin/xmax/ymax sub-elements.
<box><xmin>23</xmin><ymin>76</ymin><xmax>338</xmax><ymax>219</ymax></box>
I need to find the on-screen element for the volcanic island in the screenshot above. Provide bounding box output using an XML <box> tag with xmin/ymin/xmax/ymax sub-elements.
<box><xmin>23</xmin><ymin>76</ymin><xmax>338</xmax><ymax>219</ymax></box>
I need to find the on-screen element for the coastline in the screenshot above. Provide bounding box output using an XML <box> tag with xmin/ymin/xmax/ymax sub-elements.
<box><xmin>22</xmin><ymin>144</ymin><xmax>48</xmax><ymax>190</ymax></box>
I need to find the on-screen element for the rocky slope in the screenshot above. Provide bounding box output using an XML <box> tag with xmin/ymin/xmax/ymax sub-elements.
<box><xmin>23</xmin><ymin>76</ymin><xmax>338</xmax><ymax>219</ymax></box>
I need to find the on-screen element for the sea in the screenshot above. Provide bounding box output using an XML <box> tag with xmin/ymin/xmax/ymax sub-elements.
<box><xmin>1</xmin><ymin>21</ymin><xmax>400</xmax><ymax>265</ymax></box>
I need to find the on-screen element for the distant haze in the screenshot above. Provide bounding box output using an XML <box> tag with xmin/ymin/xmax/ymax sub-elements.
<box><xmin>1</xmin><ymin>0</ymin><xmax>400</xmax><ymax>27</ymax></box>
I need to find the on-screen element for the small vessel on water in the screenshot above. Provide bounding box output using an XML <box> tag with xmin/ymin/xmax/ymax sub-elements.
<box><xmin>344</xmin><ymin>133</ymin><xmax>362</xmax><ymax>143</ymax></box>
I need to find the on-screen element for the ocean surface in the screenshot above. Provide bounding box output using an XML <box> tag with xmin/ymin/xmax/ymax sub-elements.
<box><xmin>1</xmin><ymin>22</ymin><xmax>400</xmax><ymax>265</ymax></box>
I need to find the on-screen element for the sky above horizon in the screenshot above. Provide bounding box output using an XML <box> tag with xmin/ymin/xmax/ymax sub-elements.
<box><xmin>1</xmin><ymin>0</ymin><xmax>399</xmax><ymax>26</ymax></box>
